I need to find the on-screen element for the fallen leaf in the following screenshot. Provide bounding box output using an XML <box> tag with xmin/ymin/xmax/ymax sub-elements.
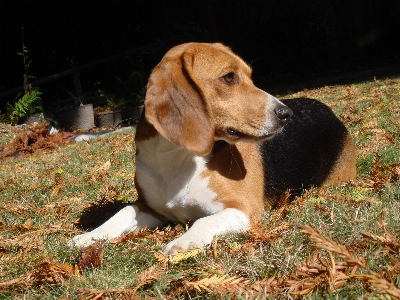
<box><xmin>77</xmin><ymin>240</ymin><xmax>104</xmax><ymax>271</ymax></box>
<box><xmin>170</xmin><ymin>246</ymin><xmax>206</xmax><ymax>264</ymax></box>
<box><xmin>51</xmin><ymin>185</ymin><xmax>62</xmax><ymax>197</ymax></box>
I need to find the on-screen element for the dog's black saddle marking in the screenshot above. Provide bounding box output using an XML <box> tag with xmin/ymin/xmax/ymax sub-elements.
<box><xmin>261</xmin><ymin>98</ymin><xmax>348</xmax><ymax>205</ymax></box>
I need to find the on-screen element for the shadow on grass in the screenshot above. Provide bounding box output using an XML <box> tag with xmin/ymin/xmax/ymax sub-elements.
<box><xmin>75</xmin><ymin>198</ymin><xmax>131</xmax><ymax>230</ymax></box>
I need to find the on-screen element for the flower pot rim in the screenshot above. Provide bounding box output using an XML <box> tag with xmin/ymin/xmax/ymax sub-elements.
<box><xmin>57</xmin><ymin>103</ymin><xmax>93</xmax><ymax>113</ymax></box>
<box><xmin>96</xmin><ymin>109</ymin><xmax>123</xmax><ymax>115</ymax></box>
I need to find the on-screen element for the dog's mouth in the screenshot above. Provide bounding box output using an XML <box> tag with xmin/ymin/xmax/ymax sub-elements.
<box><xmin>220</xmin><ymin>127</ymin><xmax>280</xmax><ymax>143</ymax></box>
<box><xmin>226</xmin><ymin>127</ymin><xmax>243</xmax><ymax>138</ymax></box>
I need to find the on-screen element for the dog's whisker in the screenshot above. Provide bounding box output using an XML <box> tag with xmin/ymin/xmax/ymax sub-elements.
<box><xmin>228</xmin><ymin>145</ymin><xmax>233</xmax><ymax>175</ymax></box>
<box><xmin>229</xmin><ymin>144</ymin><xmax>243</xmax><ymax>175</ymax></box>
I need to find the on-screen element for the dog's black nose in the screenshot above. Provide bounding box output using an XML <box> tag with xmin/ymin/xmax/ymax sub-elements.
<box><xmin>274</xmin><ymin>106</ymin><xmax>293</xmax><ymax>125</ymax></box>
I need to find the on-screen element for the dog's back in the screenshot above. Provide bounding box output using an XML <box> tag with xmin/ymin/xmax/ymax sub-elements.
<box><xmin>261</xmin><ymin>98</ymin><xmax>356</xmax><ymax>206</ymax></box>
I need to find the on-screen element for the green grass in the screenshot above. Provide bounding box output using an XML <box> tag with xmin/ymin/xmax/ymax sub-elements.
<box><xmin>0</xmin><ymin>76</ymin><xmax>399</xmax><ymax>299</ymax></box>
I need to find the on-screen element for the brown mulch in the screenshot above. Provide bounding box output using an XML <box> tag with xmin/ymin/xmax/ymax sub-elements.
<box><xmin>0</xmin><ymin>121</ymin><xmax>75</xmax><ymax>160</ymax></box>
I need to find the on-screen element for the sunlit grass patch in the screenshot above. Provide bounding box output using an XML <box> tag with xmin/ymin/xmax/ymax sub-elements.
<box><xmin>1</xmin><ymin>77</ymin><xmax>399</xmax><ymax>298</ymax></box>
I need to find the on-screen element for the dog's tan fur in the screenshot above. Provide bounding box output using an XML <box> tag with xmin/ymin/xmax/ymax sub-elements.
<box><xmin>324</xmin><ymin>134</ymin><xmax>357</xmax><ymax>185</ymax></box>
<box><xmin>145</xmin><ymin>43</ymin><xmax>284</xmax><ymax>155</ymax></box>
<box><xmin>70</xmin><ymin>43</ymin><xmax>356</xmax><ymax>254</ymax></box>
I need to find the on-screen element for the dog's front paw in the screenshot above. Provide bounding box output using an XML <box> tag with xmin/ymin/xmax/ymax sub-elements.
<box><xmin>162</xmin><ymin>232</ymin><xmax>212</xmax><ymax>255</ymax></box>
<box><xmin>68</xmin><ymin>232</ymin><xmax>105</xmax><ymax>249</ymax></box>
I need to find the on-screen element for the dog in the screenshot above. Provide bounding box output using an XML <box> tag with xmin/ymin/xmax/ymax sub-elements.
<box><xmin>69</xmin><ymin>43</ymin><xmax>356</xmax><ymax>254</ymax></box>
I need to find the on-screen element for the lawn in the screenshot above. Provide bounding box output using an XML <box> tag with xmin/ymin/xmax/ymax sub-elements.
<box><xmin>0</xmin><ymin>75</ymin><xmax>399</xmax><ymax>299</ymax></box>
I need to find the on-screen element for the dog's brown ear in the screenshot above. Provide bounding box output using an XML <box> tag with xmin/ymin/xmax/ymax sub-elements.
<box><xmin>144</xmin><ymin>51</ymin><xmax>214</xmax><ymax>156</ymax></box>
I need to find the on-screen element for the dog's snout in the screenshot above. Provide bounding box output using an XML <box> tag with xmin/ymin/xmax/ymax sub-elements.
<box><xmin>274</xmin><ymin>106</ymin><xmax>293</xmax><ymax>125</ymax></box>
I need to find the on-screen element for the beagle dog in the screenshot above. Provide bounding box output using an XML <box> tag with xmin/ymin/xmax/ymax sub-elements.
<box><xmin>70</xmin><ymin>43</ymin><xmax>356</xmax><ymax>254</ymax></box>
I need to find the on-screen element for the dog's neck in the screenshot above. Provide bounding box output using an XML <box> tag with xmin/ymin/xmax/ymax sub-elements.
<box><xmin>135</xmin><ymin>115</ymin><xmax>159</xmax><ymax>143</ymax></box>
<box><xmin>135</xmin><ymin>115</ymin><xmax>230</xmax><ymax>156</ymax></box>
<box><xmin>134</xmin><ymin>116</ymin><xmax>224</xmax><ymax>223</ymax></box>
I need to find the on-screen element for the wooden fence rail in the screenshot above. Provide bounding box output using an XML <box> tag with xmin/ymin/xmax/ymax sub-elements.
<box><xmin>0</xmin><ymin>43</ymin><xmax>156</xmax><ymax>99</ymax></box>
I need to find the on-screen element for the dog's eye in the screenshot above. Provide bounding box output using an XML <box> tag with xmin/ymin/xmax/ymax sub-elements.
<box><xmin>221</xmin><ymin>72</ymin><xmax>236</xmax><ymax>85</ymax></box>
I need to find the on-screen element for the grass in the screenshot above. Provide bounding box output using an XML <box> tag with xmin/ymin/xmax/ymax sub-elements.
<box><xmin>0</xmin><ymin>75</ymin><xmax>399</xmax><ymax>299</ymax></box>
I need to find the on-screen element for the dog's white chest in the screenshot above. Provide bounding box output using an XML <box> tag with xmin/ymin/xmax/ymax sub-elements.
<box><xmin>135</xmin><ymin>136</ymin><xmax>223</xmax><ymax>223</ymax></box>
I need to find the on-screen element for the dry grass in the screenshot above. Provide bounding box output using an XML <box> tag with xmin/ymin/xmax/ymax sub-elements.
<box><xmin>0</xmin><ymin>75</ymin><xmax>399</xmax><ymax>299</ymax></box>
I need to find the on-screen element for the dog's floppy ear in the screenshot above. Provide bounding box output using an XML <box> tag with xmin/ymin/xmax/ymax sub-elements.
<box><xmin>144</xmin><ymin>51</ymin><xmax>214</xmax><ymax>156</ymax></box>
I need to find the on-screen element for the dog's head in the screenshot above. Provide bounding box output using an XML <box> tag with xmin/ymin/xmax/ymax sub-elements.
<box><xmin>145</xmin><ymin>43</ymin><xmax>292</xmax><ymax>156</ymax></box>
